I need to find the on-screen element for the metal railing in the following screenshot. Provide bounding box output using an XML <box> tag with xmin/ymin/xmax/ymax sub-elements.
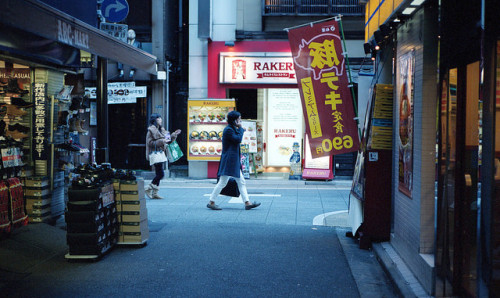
<box><xmin>263</xmin><ymin>0</ymin><xmax>364</xmax><ymax>16</ymax></box>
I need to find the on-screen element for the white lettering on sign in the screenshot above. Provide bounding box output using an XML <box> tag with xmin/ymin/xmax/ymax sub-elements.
<box><xmin>57</xmin><ymin>20</ymin><xmax>89</xmax><ymax>49</ymax></box>
<box><xmin>33</xmin><ymin>83</ymin><xmax>47</xmax><ymax>158</ymax></box>
<box><xmin>220</xmin><ymin>54</ymin><xmax>297</xmax><ymax>84</ymax></box>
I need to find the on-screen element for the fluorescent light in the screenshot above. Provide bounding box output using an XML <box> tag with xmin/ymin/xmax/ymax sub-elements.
<box><xmin>393</xmin><ymin>18</ymin><xmax>401</xmax><ymax>22</ymax></box>
<box><xmin>411</xmin><ymin>0</ymin><xmax>425</xmax><ymax>5</ymax></box>
<box><xmin>402</xmin><ymin>7</ymin><xmax>416</xmax><ymax>15</ymax></box>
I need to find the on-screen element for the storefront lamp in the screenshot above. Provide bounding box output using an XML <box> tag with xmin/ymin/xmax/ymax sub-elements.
<box><xmin>224</xmin><ymin>41</ymin><xmax>235</xmax><ymax>47</ymax></box>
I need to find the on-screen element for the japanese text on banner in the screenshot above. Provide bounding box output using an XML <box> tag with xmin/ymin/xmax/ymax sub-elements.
<box><xmin>287</xmin><ymin>19</ymin><xmax>359</xmax><ymax>158</ymax></box>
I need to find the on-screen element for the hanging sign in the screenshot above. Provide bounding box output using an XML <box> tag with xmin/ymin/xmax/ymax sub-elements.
<box><xmin>85</xmin><ymin>84</ymin><xmax>147</xmax><ymax>104</ymax></box>
<box><xmin>33</xmin><ymin>83</ymin><xmax>49</xmax><ymax>162</ymax></box>
<box><xmin>287</xmin><ymin>19</ymin><xmax>360</xmax><ymax>158</ymax></box>
<box><xmin>397</xmin><ymin>50</ymin><xmax>415</xmax><ymax>198</ymax></box>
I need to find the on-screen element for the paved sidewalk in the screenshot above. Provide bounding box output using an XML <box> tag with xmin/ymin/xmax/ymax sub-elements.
<box><xmin>0</xmin><ymin>177</ymin><xmax>428</xmax><ymax>297</ymax></box>
<box><xmin>151</xmin><ymin>178</ymin><xmax>428</xmax><ymax>297</ymax></box>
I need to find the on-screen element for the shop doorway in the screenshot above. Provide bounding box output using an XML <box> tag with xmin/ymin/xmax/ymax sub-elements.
<box><xmin>108</xmin><ymin>98</ymin><xmax>148</xmax><ymax>169</ymax></box>
<box><xmin>228</xmin><ymin>89</ymin><xmax>257</xmax><ymax>119</ymax></box>
<box><xmin>436</xmin><ymin>62</ymin><xmax>480</xmax><ymax>296</ymax></box>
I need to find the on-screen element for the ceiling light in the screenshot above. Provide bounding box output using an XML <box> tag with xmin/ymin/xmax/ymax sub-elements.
<box><xmin>410</xmin><ymin>0</ymin><xmax>425</xmax><ymax>5</ymax></box>
<box><xmin>402</xmin><ymin>7</ymin><xmax>416</xmax><ymax>15</ymax></box>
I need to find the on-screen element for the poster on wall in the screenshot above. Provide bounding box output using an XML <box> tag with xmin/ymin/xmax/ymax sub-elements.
<box><xmin>287</xmin><ymin>19</ymin><xmax>360</xmax><ymax>159</ymax></box>
<box><xmin>397</xmin><ymin>50</ymin><xmax>415</xmax><ymax>198</ymax></box>
<box><xmin>267</xmin><ymin>89</ymin><xmax>303</xmax><ymax>166</ymax></box>
<box><xmin>303</xmin><ymin>134</ymin><xmax>333</xmax><ymax>180</ymax></box>
<box><xmin>241</xmin><ymin>120</ymin><xmax>257</xmax><ymax>153</ymax></box>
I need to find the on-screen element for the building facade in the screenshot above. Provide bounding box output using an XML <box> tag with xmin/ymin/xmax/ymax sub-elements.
<box><xmin>189</xmin><ymin>0</ymin><xmax>366</xmax><ymax>178</ymax></box>
<box><xmin>361</xmin><ymin>0</ymin><xmax>500</xmax><ymax>296</ymax></box>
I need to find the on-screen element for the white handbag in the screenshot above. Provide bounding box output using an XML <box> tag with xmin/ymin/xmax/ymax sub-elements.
<box><xmin>149</xmin><ymin>144</ymin><xmax>167</xmax><ymax>165</ymax></box>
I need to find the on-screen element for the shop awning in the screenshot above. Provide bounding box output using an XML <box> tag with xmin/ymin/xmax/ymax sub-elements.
<box><xmin>0</xmin><ymin>0</ymin><xmax>158</xmax><ymax>74</ymax></box>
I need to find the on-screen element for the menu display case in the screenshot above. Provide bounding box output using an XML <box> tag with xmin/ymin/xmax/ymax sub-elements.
<box><xmin>187</xmin><ymin>99</ymin><xmax>235</xmax><ymax>161</ymax></box>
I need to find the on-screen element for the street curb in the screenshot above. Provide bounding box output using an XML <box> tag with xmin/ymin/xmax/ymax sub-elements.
<box><xmin>372</xmin><ymin>243</ymin><xmax>417</xmax><ymax>298</ymax></box>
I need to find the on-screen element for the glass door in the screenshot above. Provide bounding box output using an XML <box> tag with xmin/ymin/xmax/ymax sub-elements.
<box><xmin>436</xmin><ymin>68</ymin><xmax>457</xmax><ymax>297</ymax></box>
<box><xmin>436</xmin><ymin>63</ymin><xmax>480</xmax><ymax>296</ymax></box>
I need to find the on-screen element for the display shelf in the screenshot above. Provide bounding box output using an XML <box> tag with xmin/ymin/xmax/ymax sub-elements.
<box><xmin>187</xmin><ymin>99</ymin><xmax>235</xmax><ymax>161</ymax></box>
<box><xmin>189</xmin><ymin>121</ymin><xmax>228</xmax><ymax>125</ymax></box>
<box><xmin>189</xmin><ymin>139</ymin><xmax>222</xmax><ymax>142</ymax></box>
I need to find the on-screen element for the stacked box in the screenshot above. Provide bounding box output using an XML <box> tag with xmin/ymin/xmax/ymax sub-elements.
<box><xmin>118</xmin><ymin>178</ymin><xmax>149</xmax><ymax>244</ymax></box>
<box><xmin>65</xmin><ymin>183</ymin><xmax>119</xmax><ymax>257</ymax></box>
<box><xmin>112</xmin><ymin>179</ymin><xmax>121</xmax><ymax>228</ymax></box>
<box><xmin>24</xmin><ymin>177</ymin><xmax>51</xmax><ymax>223</ymax></box>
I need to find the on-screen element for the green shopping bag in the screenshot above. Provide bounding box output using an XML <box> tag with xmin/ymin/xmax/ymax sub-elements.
<box><xmin>166</xmin><ymin>140</ymin><xmax>184</xmax><ymax>163</ymax></box>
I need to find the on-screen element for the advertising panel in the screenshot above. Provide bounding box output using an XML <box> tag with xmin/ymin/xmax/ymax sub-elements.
<box><xmin>219</xmin><ymin>54</ymin><xmax>297</xmax><ymax>84</ymax></box>
<box><xmin>397</xmin><ymin>50</ymin><xmax>415</xmax><ymax>198</ymax></box>
<box><xmin>287</xmin><ymin>19</ymin><xmax>360</xmax><ymax>159</ymax></box>
<box><xmin>187</xmin><ymin>99</ymin><xmax>235</xmax><ymax>161</ymax></box>
<box><xmin>303</xmin><ymin>134</ymin><xmax>333</xmax><ymax>180</ymax></box>
<box><xmin>267</xmin><ymin>89</ymin><xmax>303</xmax><ymax>166</ymax></box>
<box><xmin>241</xmin><ymin>120</ymin><xmax>257</xmax><ymax>153</ymax></box>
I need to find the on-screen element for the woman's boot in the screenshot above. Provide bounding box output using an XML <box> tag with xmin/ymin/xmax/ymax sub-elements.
<box><xmin>145</xmin><ymin>183</ymin><xmax>154</xmax><ymax>199</ymax></box>
<box><xmin>151</xmin><ymin>184</ymin><xmax>164</xmax><ymax>199</ymax></box>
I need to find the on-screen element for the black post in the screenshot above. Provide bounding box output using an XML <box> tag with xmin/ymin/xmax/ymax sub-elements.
<box><xmin>96</xmin><ymin>56</ymin><xmax>109</xmax><ymax>163</ymax></box>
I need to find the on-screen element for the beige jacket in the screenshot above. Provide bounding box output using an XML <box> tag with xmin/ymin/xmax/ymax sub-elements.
<box><xmin>145</xmin><ymin>125</ymin><xmax>177</xmax><ymax>161</ymax></box>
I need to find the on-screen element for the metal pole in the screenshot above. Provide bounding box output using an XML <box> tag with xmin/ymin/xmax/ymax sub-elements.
<box><xmin>165</xmin><ymin>61</ymin><xmax>171</xmax><ymax>130</ymax></box>
<box><xmin>96</xmin><ymin>56</ymin><xmax>109</xmax><ymax>163</ymax></box>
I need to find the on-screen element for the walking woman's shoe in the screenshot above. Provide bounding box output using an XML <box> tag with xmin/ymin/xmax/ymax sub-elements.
<box><xmin>151</xmin><ymin>184</ymin><xmax>164</xmax><ymax>199</ymax></box>
<box><xmin>145</xmin><ymin>183</ymin><xmax>153</xmax><ymax>199</ymax></box>
<box><xmin>245</xmin><ymin>201</ymin><xmax>261</xmax><ymax>210</ymax></box>
<box><xmin>207</xmin><ymin>202</ymin><xmax>222</xmax><ymax>210</ymax></box>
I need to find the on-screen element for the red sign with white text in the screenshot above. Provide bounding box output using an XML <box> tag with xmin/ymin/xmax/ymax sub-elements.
<box><xmin>287</xmin><ymin>20</ymin><xmax>359</xmax><ymax>158</ymax></box>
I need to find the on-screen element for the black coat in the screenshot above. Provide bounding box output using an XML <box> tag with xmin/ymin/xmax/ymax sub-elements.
<box><xmin>218</xmin><ymin>125</ymin><xmax>244</xmax><ymax>178</ymax></box>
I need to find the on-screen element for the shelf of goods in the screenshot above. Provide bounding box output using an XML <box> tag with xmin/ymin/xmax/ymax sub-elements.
<box><xmin>187</xmin><ymin>99</ymin><xmax>235</xmax><ymax>161</ymax></box>
<box><xmin>0</xmin><ymin>177</ymin><xmax>28</xmax><ymax>233</ymax></box>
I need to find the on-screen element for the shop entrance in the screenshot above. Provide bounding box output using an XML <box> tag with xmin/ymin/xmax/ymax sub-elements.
<box><xmin>228</xmin><ymin>88</ymin><xmax>305</xmax><ymax>176</ymax></box>
<box><xmin>436</xmin><ymin>62</ymin><xmax>480</xmax><ymax>296</ymax></box>
<box><xmin>228</xmin><ymin>89</ymin><xmax>257</xmax><ymax>119</ymax></box>
<box><xmin>108</xmin><ymin>98</ymin><xmax>148</xmax><ymax>169</ymax></box>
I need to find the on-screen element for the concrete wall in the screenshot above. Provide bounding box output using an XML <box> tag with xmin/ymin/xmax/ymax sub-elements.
<box><xmin>189</xmin><ymin>0</ymin><xmax>238</xmax><ymax>177</ymax></box>
<box><xmin>237</xmin><ymin>0</ymin><xmax>261</xmax><ymax>31</ymax></box>
<box><xmin>391</xmin><ymin>6</ymin><xmax>437</xmax><ymax>295</ymax></box>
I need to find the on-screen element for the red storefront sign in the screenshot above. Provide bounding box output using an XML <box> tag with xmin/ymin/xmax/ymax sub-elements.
<box><xmin>287</xmin><ymin>19</ymin><xmax>359</xmax><ymax>158</ymax></box>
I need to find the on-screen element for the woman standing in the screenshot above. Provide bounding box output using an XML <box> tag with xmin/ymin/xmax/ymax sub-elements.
<box><xmin>145</xmin><ymin>113</ymin><xmax>181</xmax><ymax>199</ymax></box>
<box><xmin>207</xmin><ymin>111</ymin><xmax>260</xmax><ymax>210</ymax></box>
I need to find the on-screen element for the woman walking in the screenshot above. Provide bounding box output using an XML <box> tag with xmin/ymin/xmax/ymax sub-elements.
<box><xmin>145</xmin><ymin>113</ymin><xmax>181</xmax><ymax>199</ymax></box>
<box><xmin>207</xmin><ymin>111</ymin><xmax>260</xmax><ymax>210</ymax></box>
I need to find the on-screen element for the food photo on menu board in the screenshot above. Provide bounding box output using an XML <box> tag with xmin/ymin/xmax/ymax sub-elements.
<box><xmin>241</xmin><ymin>120</ymin><xmax>257</xmax><ymax>153</ymax></box>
